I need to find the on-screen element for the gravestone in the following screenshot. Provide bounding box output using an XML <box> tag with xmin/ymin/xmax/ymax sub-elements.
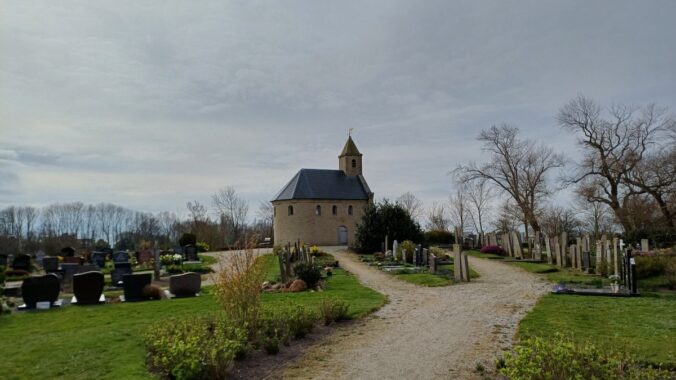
<box><xmin>169</xmin><ymin>272</ymin><xmax>201</xmax><ymax>297</ymax></box>
<box><xmin>422</xmin><ymin>248</ymin><xmax>428</xmax><ymax>266</ymax></box>
<box><xmin>77</xmin><ymin>265</ymin><xmax>100</xmax><ymax>274</ymax></box>
<box><xmin>184</xmin><ymin>246</ymin><xmax>198</xmax><ymax>261</ymax></box>
<box><xmin>453</xmin><ymin>244</ymin><xmax>462</xmax><ymax>281</ymax></box>
<box><xmin>122</xmin><ymin>273</ymin><xmax>153</xmax><ymax>302</ymax></box>
<box><xmin>111</xmin><ymin>262</ymin><xmax>133</xmax><ymax>287</ymax></box>
<box><xmin>90</xmin><ymin>251</ymin><xmax>106</xmax><ymax>268</ymax></box>
<box><xmin>544</xmin><ymin>235</ymin><xmax>553</xmax><ymax>265</ymax></box>
<box><xmin>21</xmin><ymin>274</ymin><xmax>60</xmax><ymax>309</ymax></box>
<box><xmin>533</xmin><ymin>232</ymin><xmax>542</xmax><ymax>261</ymax></box>
<box><xmin>60</xmin><ymin>247</ymin><xmax>76</xmax><ymax>257</ymax></box>
<box><xmin>429</xmin><ymin>253</ymin><xmax>437</xmax><ymax>273</ymax></box>
<box><xmin>392</xmin><ymin>240</ymin><xmax>398</xmax><ymax>259</ymax></box>
<box><xmin>20</xmin><ymin>274</ymin><xmax>61</xmax><ymax>309</ymax></box>
<box><xmin>72</xmin><ymin>271</ymin><xmax>105</xmax><ymax>305</ymax></box>
<box><xmin>568</xmin><ymin>246</ymin><xmax>576</xmax><ymax>270</ymax></box>
<box><xmin>641</xmin><ymin>239</ymin><xmax>649</xmax><ymax>253</ymax></box>
<box><xmin>113</xmin><ymin>251</ymin><xmax>129</xmax><ymax>263</ymax></box>
<box><xmin>137</xmin><ymin>250</ymin><xmax>153</xmax><ymax>265</ymax></box>
<box><xmin>511</xmin><ymin>231</ymin><xmax>523</xmax><ymax>259</ymax></box>
<box><xmin>11</xmin><ymin>254</ymin><xmax>32</xmax><ymax>271</ymax></box>
<box><xmin>461</xmin><ymin>252</ymin><xmax>470</xmax><ymax>282</ymax></box>
<box><xmin>503</xmin><ymin>233</ymin><xmax>513</xmax><ymax>257</ymax></box>
<box><xmin>34</xmin><ymin>250</ymin><xmax>46</xmax><ymax>267</ymax></box>
<box><xmin>595</xmin><ymin>240</ymin><xmax>603</xmax><ymax>275</ymax></box>
<box><xmin>576</xmin><ymin>237</ymin><xmax>583</xmax><ymax>270</ymax></box>
<box><xmin>553</xmin><ymin>239</ymin><xmax>562</xmax><ymax>268</ymax></box>
<box><xmin>63</xmin><ymin>256</ymin><xmax>81</xmax><ymax>265</ymax></box>
<box><xmin>581</xmin><ymin>251</ymin><xmax>591</xmax><ymax>272</ymax></box>
<box><xmin>61</xmin><ymin>263</ymin><xmax>79</xmax><ymax>288</ymax></box>
<box><xmin>415</xmin><ymin>244</ymin><xmax>423</xmax><ymax>266</ymax></box>
<box><xmin>560</xmin><ymin>232</ymin><xmax>568</xmax><ymax>266</ymax></box>
<box><xmin>42</xmin><ymin>256</ymin><xmax>60</xmax><ymax>273</ymax></box>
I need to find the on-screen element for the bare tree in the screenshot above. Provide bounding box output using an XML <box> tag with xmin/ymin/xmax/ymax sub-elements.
<box><xmin>448</xmin><ymin>188</ymin><xmax>469</xmax><ymax>235</ymax></box>
<box><xmin>464</xmin><ymin>179</ymin><xmax>493</xmax><ymax>236</ymax></box>
<box><xmin>212</xmin><ymin>187</ymin><xmax>249</xmax><ymax>244</ymax></box>
<box><xmin>425</xmin><ymin>201</ymin><xmax>449</xmax><ymax>231</ymax></box>
<box><xmin>456</xmin><ymin>125</ymin><xmax>564</xmax><ymax>234</ymax></box>
<box><xmin>539</xmin><ymin>204</ymin><xmax>583</xmax><ymax>237</ymax></box>
<box><xmin>558</xmin><ymin>95</ymin><xmax>674</xmax><ymax>235</ymax></box>
<box><xmin>396</xmin><ymin>191</ymin><xmax>424</xmax><ymax>221</ymax></box>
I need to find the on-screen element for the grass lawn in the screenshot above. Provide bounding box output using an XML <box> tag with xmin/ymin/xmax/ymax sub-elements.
<box><xmin>519</xmin><ymin>293</ymin><xmax>676</xmax><ymax>367</ymax></box>
<box><xmin>508</xmin><ymin>261</ymin><xmax>559</xmax><ymax>274</ymax></box>
<box><xmin>0</xmin><ymin>255</ymin><xmax>385</xmax><ymax>380</ymax></box>
<box><xmin>466</xmin><ymin>250</ymin><xmax>505</xmax><ymax>260</ymax></box>
<box><xmin>394</xmin><ymin>264</ymin><xmax>480</xmax><ymax>287</ymax></box>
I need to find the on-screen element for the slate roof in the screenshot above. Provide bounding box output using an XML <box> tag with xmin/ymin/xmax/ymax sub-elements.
<box><xmin>340</xmin><ymin>136</ymin><xmax>362</xmax><ymax>157</ymax></box>
<box><xmin>272</xmin><ymin>169</ymin><xmax>371</xmax><ymax>201</ymax></box>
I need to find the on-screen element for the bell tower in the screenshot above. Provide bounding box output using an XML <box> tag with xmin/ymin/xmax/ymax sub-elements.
<box><xmin>339</xmin><ymin>135</ymin><xmax>363</xmax><ymax>177</ymax></box>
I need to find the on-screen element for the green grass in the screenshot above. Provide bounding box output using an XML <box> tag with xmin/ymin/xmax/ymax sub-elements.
<box><xmin>509</xmin><ymin>261</ymin><xmax>559</xmax><ymax>274</ymax></box>
<box><xmin>393</xmin><ymin>264</ymin><xmax>480</xmax><ymax>287</ymax></box>
<box><xmin>0</xmin><ymin>255</ymin><xmax>385</xmax><ymax>380</ymax></box>
<box><xmin>519</xmin><ymin>293</ymin><xmax>676</xmax><ymax>367</ymax></box>
<box><xmin>198</xmin><ymin>254</ymin><xmax>217</xmax><ymax>265</ymax></box>
<box><xmin>466</xmin><ymin>250</ymin><xmax>505</xmax><ymax>260</ymax></box>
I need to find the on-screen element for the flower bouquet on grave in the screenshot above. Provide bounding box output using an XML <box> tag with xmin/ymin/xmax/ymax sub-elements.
<box><xmin>608</xmin><ymin>275</ymin><xmax>621</xmax><ymax>293</ymax></box>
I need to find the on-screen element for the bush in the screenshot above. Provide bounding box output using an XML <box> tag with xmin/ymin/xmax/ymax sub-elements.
<box><xmin>196</xmin><ymin>241</ymin><xmax>210</xmax><ymax>252</ymax></box>
<box><xmin>355</xmin><ymin>200</ymin><xmax>423</xmax><ymax>254</ymax></box>
<box><xmin>665</xmin><ymin>259</ymin><xmax>676</xmax><ymax>290</ymax></box>
<box><xmin>399</xmin><ymin>240</ymin><xmax>416</xmax><ymax>263</ymax></box>
<box><xmin>480</xmin><ymin>245</ymin><xmax>505</xmax><ymax>255</ymax></box>
<box><xmin>318</xmin><ymin>298</ymin><xmax>350</xmax><ymax>325</ymax></box>
<box><xmin>424</xmin><ymin>230</ymin><xmax>454</xmax><ymax>245</ymax></box>
<box><xmin>179</xmin><ymin>233</ymin><xmax>197</xmax><ymax>247</ymax></box>
<box><xmin>500</xmin><ymin>334</ymin><xmax>673</xmax><ymax>380</ymax></box>
<box><xmin>144</xmin><ymin>316</ymin><xmax>248</xmax><ymax>380</ymax></box>
<box><xmin>635</xmin><ymin>255</ymin><xmax>672</xmax><ymax>278</ymax></box>
<box><xmin>214</xmin><ymin>238</ymin><xmax>266</xmax><ymax>333</ymax></box>
<box><xmin>293</xmin><ymin>262</ymin><xmax>322</xmax><ymax>288</ymax></box>
<box><xmin>256</xmin><ymin>305</ymin><xmax>317</xmax><ymax>354</ymax></box>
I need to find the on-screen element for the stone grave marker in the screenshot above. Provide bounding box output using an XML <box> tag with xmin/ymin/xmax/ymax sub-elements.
<box><xmin>72</xmin><ymin>271</ymin><xmax>105</xmax><ymax>305</ymax></box>
<box><xmin>544</xmin><ymin>235</ymin><xmax>553</xmax><ymax>264</ymax></box>
<box><xmin>392</xmin><ymin>240</ymin><xmax>398</xmax><ymax>258</ymax></box>
<box><xmin>113</xmin><ymin>251</ymin><xmax>129</xmax><ymax>263</ymax></box>
<box><xmin>512</xmin><ymin>231</ymin><xmax>523</xmax><ymax>259</ymax></box>
<box><xmin>641</xmin><ymin>239</ymin><xmax>649</xmax><ymax>253</ymax></box>
<box><xmin>461</xmin><ymin>252</ymin><xmax>470</xmax><ymax>282</ymax></box>
<box><xmin>429</xmin><ymin>253</ymin><xmax>437</xmax><ymax>273</ymax></box>
<box><xmin>422</xmin><ymin>248</ymin><xmax>428</xmax><ymax>266</ymax></box>
<box><xmin>90</xmin><ymin>251</ymin><xmax>106</xmax><ymax>268</ymax></box>
<box><xmin>19</xmin><ymin>274</ymin><xmax>61</xmax><ymax>309</ymax></box>
<box><xmin>111</xmin><ymin>262</ymin><xmax>133</xmax><ymax>287</ymax></box>
<box><xmin>595</xmin><ymin>240</ymin><xmax>603</xmax><ymax>275</ymax></box>
<box><xmin>35</xmin><ymin>250</ymin><xmax>46</xmax><ymax>267</ymax></box>
<box><xmin>42</xmin><ymin>256</ymin><xmax>60</xmax><ymax>273</ymax></box>
<box><xmin>11</xmin><ymin>254</ymin><xmax>31</xmax><ymax>271</ymax></box>
<box><xmin>169</xmin><ymin>272</ymin><xmax>201</xmax><ymax>297</ymax></box>
<box><xmin>453</xmin><ymin>244</ymin><xmax>462</xmax><ymax>281</ymax></box>
<box><xmin>503</xmin><ymin>233</ymin><xmax>513</xmax><ymax>257</ymax></box>
<box><xmin>122</xmin><ymin>273</ymin><xmax>153</xmax><ymax>302</ymax></box>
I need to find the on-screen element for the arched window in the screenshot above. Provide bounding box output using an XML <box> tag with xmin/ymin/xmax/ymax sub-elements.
<box><xmin>288</xmin><ymin>205</ymin><xmax>294</xmax><ymax>216</ymax></box>
<box><xmin>348</xmin><ymin>205</ymin><xmax>353</xmax><ymax>215</ymax></box>
<box><xmin>351</xmin><ymin>159</ymin><xmax>357</xmax><ymax>168</ymax></box>
<box><xmin>332</xmin><ymin>205</ymin><xmax>337</xmax><ymax>215</ymax></box>
<box><xmin>316</xmin><ymin>205</ymin><xmax>321</xmax><ymax>216</ymax></box>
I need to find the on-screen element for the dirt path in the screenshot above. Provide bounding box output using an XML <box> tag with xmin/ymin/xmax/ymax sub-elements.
<box><xmin>278</xmin><ymin>247</ymin><xmax>550</xmax><ymax>380</ymax></box>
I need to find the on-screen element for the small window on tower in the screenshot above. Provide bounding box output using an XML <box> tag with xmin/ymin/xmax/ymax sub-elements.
<box><xmin>332</xmin><ymin>205</ymin><xmax>337</xmax><ymax>215</ymax></box>
<box><xmin>348</xmin><ymin>205</ymin><xmax>353</xmax><ymax>215</ymax></box>
<box><xmin>288</xmin><ymin>206</ymin><xmax>294</xmax><ymax>216</ymax></box>
<box><xmin>351</xmin><ymin>159</ymin><xmax>356</xmax><ymax>168</ymax></box>
<box><xmin>316</xmin><ymin>205</ymin><xmax>321</xmax><ymax>216</ymax></box>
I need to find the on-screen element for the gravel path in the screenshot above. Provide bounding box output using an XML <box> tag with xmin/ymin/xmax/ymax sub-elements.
<box><xmin>278</xmin><ymin>247</ymin><xmax>550</xmax><ymax>380</ymax></box>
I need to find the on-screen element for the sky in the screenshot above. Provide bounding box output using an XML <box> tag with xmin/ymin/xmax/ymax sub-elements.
<box><xmin>1</xmin><ymin>1</ymin><xmax>676</xmax><ymax>220</ymax></box>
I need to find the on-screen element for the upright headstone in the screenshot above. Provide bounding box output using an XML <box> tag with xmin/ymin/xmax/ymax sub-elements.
<box><xmin>544</xmin><ymin>234</ymin><xmax>553</xmax><ymax>264</ymax></box>
<box><xmin>568</xmin><ymin>245</ymin><xmax>576</xmax><ymax>270</ymax></box>
<box><xmin>429</xmin><ymin>253</ymin><xmax>437</xmax><ymax>273</ymax></box>
<box><xmin>641</xmin><ymin>239</ymin><xmax>649</xmax><ymax>253</ymax></box>
<box><xmin>511</xmin><ymin>231</ymin><xmax>523</xmax><ymax>259</ymax></box>
<box><xmin>575</xmin><ymin>237</ymin><xmax>583</xmax><ymax>270</ymax></box>
<box><xmin>503</xmin><ymin>233</ymin><xmax>513</xmax><ymax>257</ymax></box>
<box><xmin>392</xmin><ymin>240</ymin><xmax>399</xmax><ymax>259</ymax></box>
<box><xmin>113</xmin><ymin>251</ymin><xmax>129</xmax><ymax>263</ymax></box>
<box><xmin>35</xmin><ymin>250</ymin><xmax>46</xmax><ymax>268</ymax></box>
<box><xmin>560</xmin><ymin>232</ymin><xmax>568</xmax><ymax>267</ymax></box>
<box><xmin>534</xmin><ymin>232</ymin><xmax>542</xmax><ymax>261</ymax></box>
<box><xmin>453</xmin><ymin>244</ymin><xmax>462</xmax><ymax>281</ymax></box>
<box><xmin>90</xmin><ymin>251</ymin><xmax>106</xmax><ymax>268</ymax></box>
<box><xmin>595</xmin><ymin>240</ymin><xmax>603</xmax><ymax>275</ymax></box>
<box><xmin>422</xmin><ymin>248</ymin><xmax>428</xmax><ymax>266</ymax></box>
<box><xmin>461</xmin><ymin>252</ymin><xmax>470</xmax><ymax>282</ymax></box>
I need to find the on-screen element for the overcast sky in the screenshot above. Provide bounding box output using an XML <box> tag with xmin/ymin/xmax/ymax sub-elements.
<box><xmin>1</xmin><ymin>1</ymin><xmax>675</xmax><ymax>218</ymax></box>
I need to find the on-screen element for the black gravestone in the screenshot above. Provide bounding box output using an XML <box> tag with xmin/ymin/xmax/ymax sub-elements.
<box><xmin>61</xmin><ymin>263</ymin><xmax>79</xmax><ymax>286</ymax></box>
<box><xmin>73</xmin><ymin>271</ymin><xmax>104</xmax><ymax>305</ymax></box>
<box><xmin>90</xmin><ymin>251</ymin><xmax>106</xmax><ymax>268</ymax></box>
<box><xmin>169</xmin><ymin>272</ymin><xmax>201</xmax><ymax>297</ymax></box>
<box><xmin>21</xmin><ymin>274</ymin><xmax>61</xmax><ymax>309</ymax></box>
<box><xmin>122</xmin><ymin>273</ymin><xmax>152</xmax><ymax>302</ymax></box>
<box><xmin>11</xmin><ymin>254</ymin><xmax>32</xmax><ymax>272</ymax></box>
<box><xmin>184</xmin><ymin>246</ymin><xmax>198</xmax><ymax>261</ymax></box>
<box><xmin>42</xmin><ymin>256</ymin><xmax>60</xmax><ymax>272</ymax></box>
<box><xmin>113</xmin><ymin>251</ymin><xmax>129</xmax><ymax>263</ymax></box>
<box><xmin>60</xmin><ymin>247</ymin><xmax>76</xmax><ymax>257</ymax></box>
<box><xmin>111</xmin><ymin>262</ymin><xmax>133</xmax><ymax>287</ymax></box>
